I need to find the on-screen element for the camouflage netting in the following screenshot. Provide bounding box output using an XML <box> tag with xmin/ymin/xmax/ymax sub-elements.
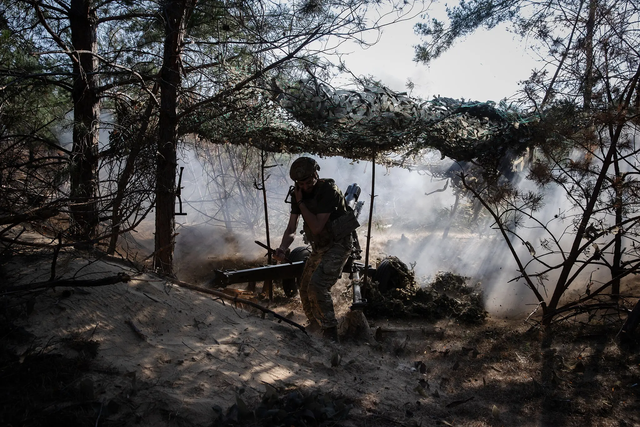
<box><xmin>363</xmin><ymin>257</ymin><xmax>487</xmax><ymax>324</ymax></box>
<box><xmin>186</xmin><ymin>76</ymin><xmax>550</xmax><ymax>182</ymax></box>
<box><xmin>188</xmin><ymin>78</ymin><xmax>536</xmax><ymax>162</ymax></box>
<box><xmin>271</xmin><ymin>78</ymin><xmax>535</xmax><ymax>167</ymax></box>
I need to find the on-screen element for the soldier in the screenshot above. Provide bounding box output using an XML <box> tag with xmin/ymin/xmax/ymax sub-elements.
<box><xmin>274</xmin><ymin>157</ymin><xmax>354</xmax><ymax>342</ymax></box>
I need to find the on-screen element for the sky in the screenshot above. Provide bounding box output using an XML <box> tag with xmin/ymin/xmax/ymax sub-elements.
<box><xmin>334</xmin><ymin>4</ymin><xmax>538</xmax><ymax>103</ymax></box>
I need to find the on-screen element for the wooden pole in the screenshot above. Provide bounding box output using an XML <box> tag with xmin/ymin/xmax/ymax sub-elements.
<box><xmin>363</xmin><ymin>151</ymin><xmax>376</xmax><ymax>286</ymax></box>
<box><xmin>260</xmin><ymin>150</ymin><xmax>272</xmax><ymax>265</ymax></box>
<box><xmin>259</xmin><ymin>150</ymin><xmax>273</xmax><ymax>299</ymax></box>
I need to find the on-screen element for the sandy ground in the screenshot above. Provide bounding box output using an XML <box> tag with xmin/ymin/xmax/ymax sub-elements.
<box><xmin>2</xmin><ymin>249</ymin><xmax>640</xmax><ymax>427</ymax></box>
<box><xmin>2</xmin><ymin>251</ymin><xmax>445</xmax><ymax>426</ymax></box>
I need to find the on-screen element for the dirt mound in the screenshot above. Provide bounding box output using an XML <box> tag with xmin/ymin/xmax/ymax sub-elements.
<box><xmin>365</xmin><ymin>257</ymin><xmax>487</xmax><ymax>324</ymax></box>
<box><xmin>2</xmin><ymin>251</ymin><xmax>640</xmax><ymax>427</ymax></box>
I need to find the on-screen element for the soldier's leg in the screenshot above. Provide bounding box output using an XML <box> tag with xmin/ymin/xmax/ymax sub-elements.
<box><xmin>308</xmin><ymin>240</ymin><xmax>351</xmax><ymax>329</ymax></box>
<box><xmin>298</xmin><ymin>250</ymin><xmax>323</xmax><ymax>324</ymax></box>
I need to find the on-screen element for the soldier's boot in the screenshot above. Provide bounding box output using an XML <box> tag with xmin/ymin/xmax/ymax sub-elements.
<box><xmin>305</xmin><ymin>320</ymin><xmax>321</xmax><ymax>334</ymax></box>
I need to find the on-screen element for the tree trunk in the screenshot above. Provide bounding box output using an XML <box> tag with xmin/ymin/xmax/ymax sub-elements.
<box><xmin>611</xmin><ymin>151</ymin><xmax>623</xmax><ymax>299</ymax></box>
<box><xmin>154</xmin><ymin>0</ymin><xmax>194</xmax><ymax>274</ymax></box>
<box><xmin>260</xmin><ymin>150</ymin><xmax>272</xmax><ymax>264</ymax></box>
<box><xmin>544</xmin><ymin>129</ymin><xmax>626</xmax><ymax>325</ymax></box>
<box><xmin>69</xmin><ymin>0</ymin><xmax>100</xmax><ymax>240</ymax></box>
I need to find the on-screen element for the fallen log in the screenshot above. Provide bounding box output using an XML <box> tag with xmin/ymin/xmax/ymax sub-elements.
<box><xmin>173</xmin><ymin>280</ymin><xmax>307</xmax><ymax>335</ymax></box>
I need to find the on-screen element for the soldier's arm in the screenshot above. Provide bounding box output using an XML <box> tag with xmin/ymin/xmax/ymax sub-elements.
<box><xmin>297</xmin><ymin>201</ymin><xmax>330</xmax><ymax>235</ymax></box>
<box><xmin>275</xmin><ymin>213</ymin><xmax>299</xmax><ymax>261</ymax></box>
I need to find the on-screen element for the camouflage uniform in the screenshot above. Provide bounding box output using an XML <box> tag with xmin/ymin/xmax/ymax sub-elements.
<box><xmin>291</xmin><ymin>179</ymin><xmax>353</xmax><ymax>329</ymax></box>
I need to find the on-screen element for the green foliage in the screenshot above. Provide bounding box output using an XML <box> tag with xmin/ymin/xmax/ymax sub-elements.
<box><xmin>414</xmin><ymin>0</ymin><xmax>520</xmax><ymax>64</ymax></box>
<box><xmin>0</xmin><ymin>19</ymin><xmax>68</xmax><ymax>138</ymax></box>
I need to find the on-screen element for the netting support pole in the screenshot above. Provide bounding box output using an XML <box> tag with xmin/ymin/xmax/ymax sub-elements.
<box><xmin>362</xmin><ymin>150</ymin><xmax>376</xmax><ymax>287</ymax></box>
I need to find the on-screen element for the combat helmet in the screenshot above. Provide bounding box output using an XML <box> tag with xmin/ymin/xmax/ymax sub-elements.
<box><xmin>289</xmin><ymin>157</ymin><xmax>320</xmax><ymax>181</ymax></box>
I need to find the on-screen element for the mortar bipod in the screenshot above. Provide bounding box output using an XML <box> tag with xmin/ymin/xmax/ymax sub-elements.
<box><xmin>345</xmin><ymin>255</ymin><xmax>367</xmax><ymax>310</ymax></box>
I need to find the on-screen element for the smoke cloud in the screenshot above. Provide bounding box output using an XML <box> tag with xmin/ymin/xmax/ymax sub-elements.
<box><xmin>138</xmin><ymin>144</ymin><xmax>622</xmax><ymax>319</ymax></box>
<box><xmin>170</xmin><ymin>149</ymin><xmax>543</xmax><ymax>316</ymax></box>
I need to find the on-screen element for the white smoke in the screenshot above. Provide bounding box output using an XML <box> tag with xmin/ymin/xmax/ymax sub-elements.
<box><xmin>172</xmin><ymin>149</ymin><xmax>530</xmax><ymax>314</ymax></box>
<box><xmin>166</xmin><ymin>146</ymin><xmax>624</xmax><ymax>319</ymax></box>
